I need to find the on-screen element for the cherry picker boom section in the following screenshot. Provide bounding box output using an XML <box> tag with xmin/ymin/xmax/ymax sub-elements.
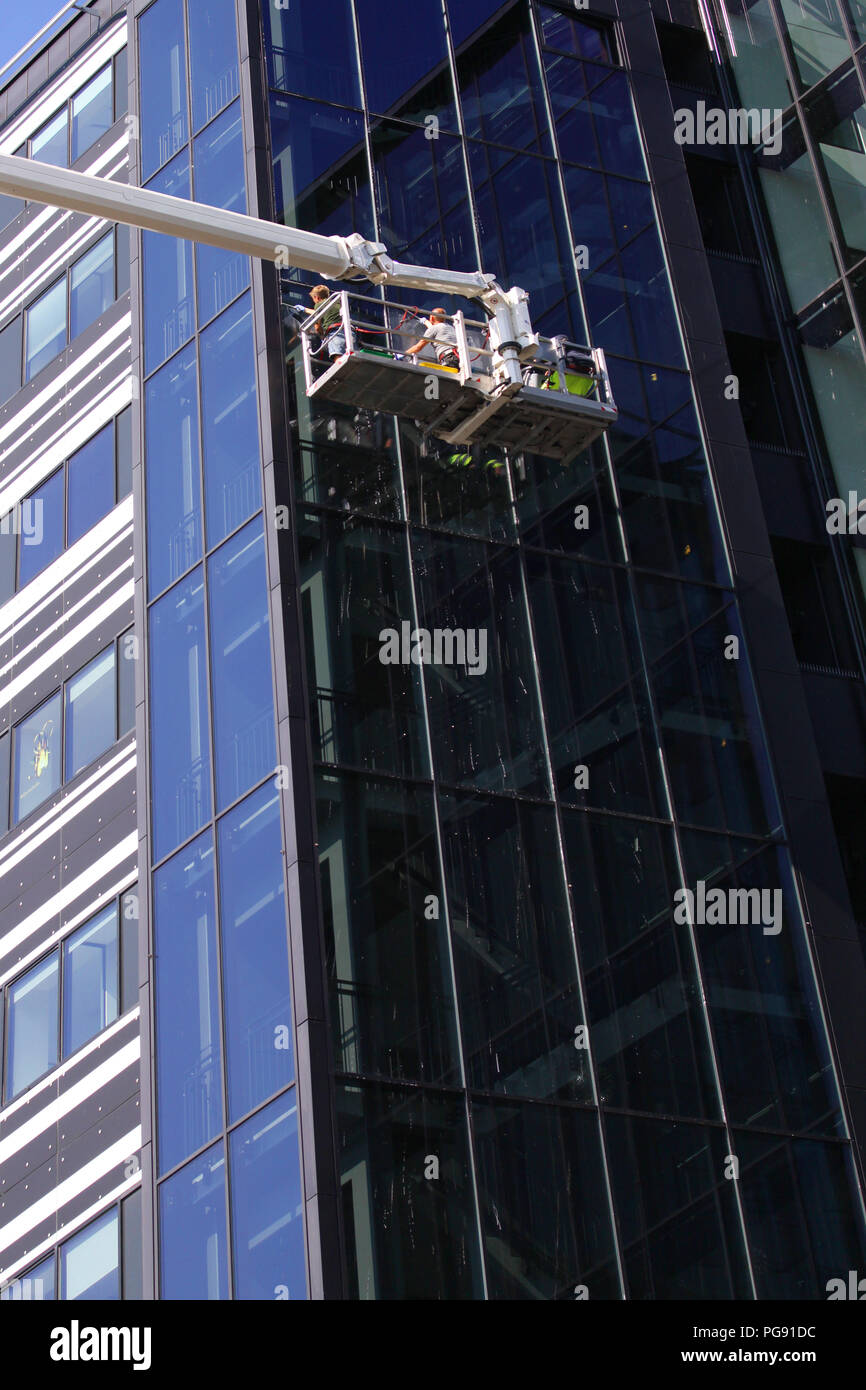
<box><xmin>0</xmin><ymin>152</ymin><xmax>617</xmax><ymax>459</ymax></box>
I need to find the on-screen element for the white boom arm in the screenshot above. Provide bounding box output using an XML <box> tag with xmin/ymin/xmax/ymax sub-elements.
<box><xmin>0</xmin><ymin>153</ymin><xmax>537</xmax><ymax>384</ymax></box>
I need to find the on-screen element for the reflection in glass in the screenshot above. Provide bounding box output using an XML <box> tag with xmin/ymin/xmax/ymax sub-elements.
<box><xmin>61</xmin><ymin>1210</ymin><xmax>119</xmax><ymax>1300</ymax></box>
<box><xmin>7</xmin><ymin>953</ymin><xmax>59</xmax><ymax>1098</ymax></box>
<box><xmin>14</xmin><ymin>692</ymin><xmax>61</xmax><ymax>823</ymax></box>
<box><xmin>145</xmin><ymin>342</ymin><xmax>201</xmax><ymax>597</ymax></box>
<box><xmin>67</xmin><ymin>424</ymin><xmax>115</xmax><ymax>545</ymax></box>
<box><xmin>139</xmin><ymin>0</ymin><xmax>188</xmax><ymax>180</ymax></box>
<box><xmin>25</xmin><ymin>279</ymin><xmax>67</xmax><ymax>381</ymax></box>
<box><xmin>188</xmin><ymin>0</ymin><xmax>239</xmax><ymax>132</ymax></box>
<box><xmin>230</xmin><ymin>1096</ymin><xmax>306</xmax><ymax>1299</ymax></box>
<box><xmin>0</xmin><ymin>1255</ymin><xmax>55</xmax><ymax>1301</ymax></box>
<box><xmin>263</xmin><ymin>0</ymin><xmax>361</xmax><ymax>106</ymax></box>
<box><xmin>65</xmin><ymin>646</ymin><xmax>116</xmax><ymax>779</ymax></box>
<box><xmin>142</xmin><ymin>153</ymin><xmax>195</xmax><ymax>376</ymax></box>
<box><xmin>71</xmin><ymin>65</ymin><xmax>113</xmax><ymax>162</ymax></box>
<box><xmin>271</xmin><ymin>96</ymin><xmax>375</xmax><ymax>240</ymax></box>
<box><xmin>457</xmin><ymin>3</ymin><xmax>550</xmax><ymax>154</ymax></box>
<box><xmin>31</xmin><ymin>109</ymin><xmax>68</xmax><ymax>168</ymax></box>
<box><xmin>69</xmin><ymin>232</ymin><xmax>115</xmax><ymax>340</ymax></box>
<box><xmin>63</xmin><ymin>904</ymin><xmax>119</xmax><ymax>1057</ymax></box>
<box><xmin>159</xmin><ymin>1143</ymin><xmax>228</xmax><ymax>1298</ymax></box>
<box><xmin>18</xmin><ymin>469</ymin><xmax>64</xmax><ymax>588</ymax></box>
<box><xmin>200</xmin><ymin>294</ymin><xmax>260</xmax><ymax>548</ymax></box>
<box><xmin>355</xmin><ymin>0</ymin><xmax>457</xmax><ymax>130</ymax></box>
<box><xmin>194</xmin><ymin>102</ymin><xmax>249</xmax><ymax>325</ymax></box>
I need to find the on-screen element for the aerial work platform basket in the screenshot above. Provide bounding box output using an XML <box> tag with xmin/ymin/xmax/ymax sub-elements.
<box><xmin>293</xmin><ymin>290</ymin><xmax>617</xmax><ymax>461</ymax></box>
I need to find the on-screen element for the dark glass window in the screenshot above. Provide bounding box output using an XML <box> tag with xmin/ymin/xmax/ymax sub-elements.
<box><xmin>193</xmin><ymin>101</ymin><xmax>249</xmax><ymax>326</ymax></box>
<box><xmin>355</xmin><ymin>0</ymin><xmax>457</xmax><ymax>130</ymax></box>
<box><xmin>218</xmin><ymin>784</ymin><xmax>293</xmax><ymax>1122</ymax></box>
<box><xmin>65</xmin><ymin>646</ymin><xmax>117</xmax><ymax>780</ymax></box>
<box><xmin>457</xmin><ymin>4</ymin><xmax>550</xmax><ymax>154</ymax></box>
<box><xmin>724</xmin><ymin>332</ymin><xmax>804</xmax><ymax>449</ymax></box>
<box><xmin>139</xmin><ymin>0</ymin><xmax>189</xmax><ymax>180</ymax></box>
<box><xmin>446</xmin><ymin>0</ymin><xmax>504</xmax><ymax>48</ymax></box>
<box><xmin>370</xmin><ymin>121</ymin><xmax>477</xmax><ymax>271</ymax></box>
<box><xmin>0</xmin><ymin>518</ymin><xmax>13</xmax><ymax>607</ymax></box>
<box><xmin>229</xmin><ymin>1095</ymin><xmax>306</xmax><ymax>1300</ymax></box>
<box><xmin>70</xmin><ymin>232</ymin><xmax>115</xmax><ymax>340</ymax></box>
<box><xmin>538</xmin><ymin>6</ymin><xmax>614</xmax><ymax>62</ymax></box>
<box><xmin>772</xmin><ymin>538</ymin><xmax>857</xmax><ymax>669</ymax></box>
<box><xmin>188</xmin><ymin>0</ymin><xmax>239</xmax><ymax>132</ymax></box>
<box><xmin>685</xmin><ymin>155</ymin><xmax>760</xmax><ymax>257</ymax></box>
<box><xmin>270</xmin><ymin>96</ymin><xmax>375</xmax><ymax>240</ymax></box>
<box><xmin>18</xmin><ymin>469</ymin><xmax>64</xmax><ymax>588</ymax></box>
<box><xmin>145</xmin><ymin>342</ymin><xmax>201</xmax><ymax>598</ymax></box>
<box><xmin>31</xmin><ymin>109</ymin><xmax>68</xmax><ymax>167</ymax></box>
<box><xmin>61</xmin><ymin>1209</ymin><xmax>119</xmax><ymax>1300</ymax></box>
<box><xmin>199</xmin><ymin>293</ymin><xmax>260</xmax><ymax>547</ymax></box>
<box><xmin>6</xmin><ymin>953</ymin><xmax>59</xmax><ymax>1098</ymax></box>
<box><xmin>0</xmin><ymin>315</ymin><xmax>22</xmax><ymax>406</ymax></box>
<box><xmin>143</xmin><ymin>152</ymin><xmax>195</xmax><ymax>376</ymax></box>
<box><xmin>71</xmin><ymin>65</ymin><xmax>114</xmax><ymax>162</ymax></box>
<box><xmin>149</xmin><ymin>567</ymin><xmax>212</xmax><ymax>861</ymax></box>
<box><xmin>63</xmin><ymin>904</ymin><xmax>119</xmax><ymax>1057</ymax></box>
<box><xmin>25</xmin><ymin>278</ymin><xmax>67</xmax><ymax>381</ymax></box>
<box><xmin>264</xmin><ymin>0</ymin><xmax>360</xmax><ymax>104</ymax></box>
<box><xmin>154</xmin><ymin>833</ymin><xmax>222</xmax><ymax>1173</ymax></box>
<box><xmin>13</xmin><ymin>691</ymin><xmax>61</xmax><ymax>823</ymax></box>
<box><xmin>656</xmin><ymin>21</ymin><xmax>719</xmax><ymax>90</ymax></box>
<box><xmin>159</xmin><ymin>1143</ymin><xmax>228</xmax><ymax>1299</ymax></box>
<box><xmin>67</xmin><ymin>423</ymin><xmax>115</xmax><ymax>545</ymax></box>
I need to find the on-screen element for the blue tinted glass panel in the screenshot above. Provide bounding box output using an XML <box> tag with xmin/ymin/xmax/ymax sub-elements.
<box><xmin>143</xmin><ymin>153</ymin><xmax>195</xmax><ymax>375</ymax></box>
<box><xmin>218</xmin><ymin>784</ymin><xmax>292</xmax><ymax>1123</ymax></box>
<box><xmin>270</xmin><ymin>96</ymin><xmax>375</xmax><ymax>239</ymax></box>
<box><xmin>65</xmin><ymin>647</ymin><xmax>116</xmax><ymax>779</ymax></box>
<box><xmin>25</xmin><ymin>279</ymin><xmax>67</xmax><ymax>380</ymax></box>
<box><xmin>0</xmin><ymin>1255</ymin><xmax>55</xmax><ymax>1301</ymax></box>
<box><xmin>18</xmin><ymin>469</ymin><xmax>64</xmax><ymax>587</ymax></box>
<box><xmin>160</xmin><ymin>1143</ymin><xmax>228</xmax><ymax>1298</ymax></box>
<box><xmin>264</xmin><ymin>0</ymin><xmax>360</xmax><ymax>103</ymax></box>
<box><xmin>139</xmin><ymin>0</ymin><xmax>188</xmax><ymax>180</ymax></box>
<box><xmin>200</xmin><ymin>294</ymin><xmax>260</xmax><ymax>547</ymax></box>
<box><xmin>457</xmin><ymin>4</ymin><xmax>551</xmax><ymax>155</ymax></box>
<box><xmin>230</xmin><ymin>1096</ymin><xmax>306</xmax><ymax>1299</ymax></box>
<box><xmin>193</xmin><ymin>102</ymin><xmax>249</xmax><ymax>325</ymax></box>
<box><xmin>145</xmin><ymin>342</ymin><xmax>201</xmax><ymax>598</ymax></box>
<box><xmin>0</xmin><ymin>316</ymin><xmax>22</xmax><ymax>406</ymax></box>
<box><xmin>7</xmin><ymin>954</ymin><xmax>59</xmax><ymax>1098</ymax></box>
<box><xmin>355</xmin><ymin>0</ymin><xmax>457</xmax><ymax>130</ymax></box>
<box><xmin>208</xmin><ymin>521</ymin><xmax>275</xmax><ymax>810</ymax></box>
<box><xmin>14</xmin><ymin>692</ymin><xmax>61</xmax><ymax>823</ymax></box>
<box><xmin>0</xmin><ymin>192</ymin><xmax>24</xmax><ymax>236</ymax></box>
<box><xmin>446</xmin><ymin>0</ymin><xmax>504</xmax><ymax>46</ymax></box>
<box><xmin>63</xmin><ymin>904</ymin><xmax>118</xmax><ymax>1057</ymax></box>
<box><xmin>149</xmin><ymin>569</ymin><xmax>212</xmax><ymax>861</ymax></box>
<box><xmin>31</xmin><ymin>109</ymin><xmax>68</xmax><ymax>167</ymax></box>
<box><xmin>154</xmin><ymin>834</ymin><xmax>222</xmax><ymax>1173</ymax></box>
<box><xmin>188</xmin><ymin>0</ymin><xmax>239</xmax><ymax>132</ymax></box>
<box><xmin>67</xmin><ymin>424</ymin><xmax>114</xmax><ymax>545</ymax></box>
<box><xmin>71</xmin><ymin>65</ymin><xmax>114</xmax><ymax>161</ymax></box>
<box><xmin>61</xmin><ymin>1210</ymin><xmax>119</xmax><ymax>1300</ymax></box>
<box><xmin>70</xmin><ymin>232</ymin><xmax>114</xmax><ymax>341</ymax></box>
<box><xmin>0</xmin><ymin>733</ymin><xmax>9</xmax><ymax>836</ymax></box>
<box><xmin>116</xmin><ymin>406</ymin><xmax>132</xmax><ymax>499</ymax></box>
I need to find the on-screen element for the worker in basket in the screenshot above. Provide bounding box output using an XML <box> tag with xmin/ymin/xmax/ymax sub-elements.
<box><xmin>405</xmin><ymin>307</ymin><xmax>460</xmax><ymax>369</ymax></box>
<box><xmin>309</xmin><ymin>283</ymin><xmax>345</xmax><ymax>359</ymax></box>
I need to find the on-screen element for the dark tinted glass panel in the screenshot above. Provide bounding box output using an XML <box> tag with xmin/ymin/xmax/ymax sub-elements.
<box><xmin>18</xmin><ymin>469</ymin><xmax>64</xmax><ymax>588</ymax></box>
<box><xmin>336</xmin><ymin>1082</ymin><xmax>483</xmax><ymax>1299</ymax></box>
<box><xmin>65</xmin><ymin>647</ymin><xmax>116</xmax><ymax>779</ymax></box>
<box><xmin>145</xmin><ymin>341</ymin><xmax>201</xmax><ymax>597</ymax></box>
<box><xmin>271</xmin><ymin>96</ymin><xmax>375</xmax><ymax>240</ymax></box>
<box><xmin>447</xmin><ymin>0</ymin><xmax>504</xmax><ymax>47</ymax></box>
<box><xmin>355</xmin><ymin>0</ymin><xmax>457</xmax><ymax>130</ymax></box>
<box><xmin>0</xmin><ymin>1255</ymin><xmax>55</xmax><ymax>1301</ymax></box>
<box><xmin>31</xmin><ymin>109</ymin><xmax>68</xmax><ymax>167</ymax></box>
<box><xmin>114</xmin><ymin>48</ymin><xmax>128</xmax><ymax>121</ymax></box>
<box><xmin>67</xmin><ymin>424</ymin><xmax>114</xmax><ymax>545</ymax></box>
<box><xmin>316</xmin><ymin>771</ymin><xmax>458</xmax><ymax>1083</ymax></box>
<box><xmin>398</xmin><ymin>419</ymin><xmax>514</xmax><ymax>543</ymax></box>
<box><xmin>539</xmin><ymin>6</ymin><xmax>613</xmax><ymax>60</ymax></box>
<box><xmin>70</xmin><ymin>232</ymin><xmax>114</xmax><ymax>340</ymax></box>
<box><xmin>230</xmin><ymin>1095</ymin><xmax>306</xmax><ymax>1300</ymax></box>
<box><xmin>218</xmin><ymin>783</ymin><xmax>293</xmax><ymax>1122</ymax></box>
<box><xmin>25</xmin><ymin>279</ymin><xmax>67</xmax><ymax>380</ymax></box>
<box><xmin>142</xmin><ymin>153</ymin><xmax>195</xmax><ymax>375</ymax></box>
<box><xmin>121</xmin><ymin>1189</ymin><xmax>143</xmax><ymax>1301</ymax></box>
<box><xmin>200</xmin><ymin>294</ymin><xmax>260</xmax><ymax>547</ymax></box>
<box><xmin>159</xmin><ymin>1143</ymin><xmax>228</xmax><ymax>1299</ymax></box>
<box><xmin>139</xmin><ymin>0</ymin><xmax>188</xmax><ymax>180</ymax></box>
<box><xmin>14</xmin><ymin>692</ymin><xmax>61</xmax><ymax>823</ymax></box>
<box><xmin>61</xmin><ymin>1210</ymin><xmax>119</xmax><ymax>1300</ymax></box>
<box><xmin>0</xmin><ymin>316</ymin><xmax>22</xmax><ymax>406</ymax></box>
<box><xmin>473</xmin><ymin>1099</ymin><xmax>621</xmax><ymax>1299</ymax></box>
<box><xmin>149</xmin><ymin>568</ymin><xmax>212</xmax><ymax>861</ymax></box>
<box><xmin>188</xmin><ymin>0</ymin><xmax>239</xmax><ymax>132</ymax></box>
<box><xmin>71</xmin><ymin>65</ymin><xmax>113</xmax><ymax>162</ymax></box>
<box><xmin>440</xmin><ymin>791</ymin><xmax>591</xmax><ymax>1104</ymax></box>
<box><xmin>299</xmin><ymin>511</ymin><xmax>426</xmax><ymax>777</ymax></box>
<box><xmin>0</xmin><ymin>733</ymin><xmax>9</xmax><ymax>836</ymax></box>
<box><xmin>193</xmin><ymin>102</ymin><xmax>249</xmax><ymax>325</ymax></box>
<box><xmin>457</xmin><ymin>5</ymin><xmax>550</xmax><ymax>154</ymax></box>
<box><xmin>7</xmin><ymin>953</ymin><xmax>59</xmax><ymax>1098</ymax></box>
<box><xmin>63</xmin><ymin>904</ymin><xmax>118</xmax><ymax>1056</ymax></box>
<box><xmin>370</xmin><ymin>121</ymin><xmax>476</xmax><ymax>271</ymax></box>
<box><xmin>116</xmin><ymin>406</ymin><xmax>132</xmax><ymax>499</ymax></box>
<box><xmin>154</xmin><ymin>834</ymin><xmax>222</xmax><ymax>1173</ymax></box>
<box><xmin>263</xmin><ymin>0</ymin><xmax>360</xmax><ymax>105</ymax></box>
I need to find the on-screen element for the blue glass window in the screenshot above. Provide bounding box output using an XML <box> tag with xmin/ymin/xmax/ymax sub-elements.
<box><xmin>31</xmin><ymin>109</ymin><xmax>68</xmax><ymax>167</ymax></box>
<box><xmin>193</xmin><ymin>101</ymin><xmax>249</xmax><ymax>325</ymax></box>
<box><xmin>160</xmin><ymin>1143</ymin><xmax>228</xmax><ymax>1298</ymax></box>
<box><xmin>149</xmin><ymin>568</ymin><xmax>213</xmax><ymax>861</ymax></box>
<box><xmin>14</xmin><ymin>692</ymin><xmax>61</xmax><ymax>823</ymax></box>
<box><xmin>63</xmin><ymin>904</ymin><xmax>119</xmax><ymax>1057</ymax></box>
<box><xmin>188</xmin><ymin>0</ymin><xmax>239</xmax><ymax>132</ymax></box>
<box><xmin>65</xmin><ymin>647</ymin><xmax>116</xmax><ymax>780</ymax></box>
<box><xmin>139</xmin><ymin>0</ymin><xmax>188</xmax><ymax>180</ymax></box>
<box><xmin>0</xmin><ymin>192</ymin><xmax>25</xmax><ymax>236</ymax></box>
<box><xmin>70</xmin><ymin>232</ymin><xmax>114</xmax><ymax>341</ymax></box>
<box><xmin>18</xmin><ymin>469</ymin><xmax>64</xmax><ymax>587</ymax></box>
<box><xmin>263</xmin><ymin>0</ymin><xmax>360</xmax><ymax>105</ymax></box>
<box><xmin>270</xmin><ymin>96</ymin><xmax>375</xmax><ymax>240</ymax></box>
<box><xmin>355</xmin><ymin>0</ymin><xmax>457</xmax><ymax>130</ymax></box>
<box><xmin>0</xmin><ymin>316</ymin><xmax>22</xmax><ymax>406</ymax></box>
<box><xmin>61</xmin><ymin>1210</ymin><xmax>119</xmax><ymax>1300</ymax></box>
<box><xmin>154</xmin><ymin>833</ymin><xmax>222</xmax><ymax>1173</ymax></box>
<box><xmin>67</xmin><ymin>423</ymin><xmax>115</xmax><ymax>545</ymax></box>
<box><xmin>25</xmin><ymin>279</ymin><xmax>67</xmax><ymax>381</ymax></box>
<box><xmin>200</xmin><ymin>294</ymin><xmax>260</xmax><ymax>547</ymax></box>
<box><xmin>218</xmin><ymin>784</ymin><xmax>292</xmax><ymax>1122</ymax></box>
<box><xmin>0</xmin><ymin>733</ymin><xmax>9</xmax><ymax>836</ymax></box>
<box><xmin>145</xmin><ymin>342</ymin><xmax>201</xmax><ymax>598</ymax></box>
<box><xmin>446</xmin><ymin>0</ymin><xmax>504</xmax><ymax>47</ymax></box>
<box><xmin>71</xmin><ymin>65</ymin><xmax>114</xmax><ymax>162</ymax></box>
<box><xmin>143</xmin><ymin>153</ymin><xmax>195</xmax><ymax>376</ymax></box>
<box><xmin>7</xmin><ymin>953</ymin><xmax>59</xmax><ymax>1098</ymax></box>
<box><xmin>230</xmin><ymin>1096</ymin><xmax>306</xmax><ymax>1299</ymax></box>
<box><xmin>0</xmin><ymin>1255</ymin><xmax>55</xmax><ymax>1301</ymax></box>
<box><xmin>208</xmin><ymin>521</ymin><xmax>275</xmax><ymax>811</ymax></box>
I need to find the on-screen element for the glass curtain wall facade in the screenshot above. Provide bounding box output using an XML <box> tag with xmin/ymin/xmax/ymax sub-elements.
<box><xmin>263</xmin><ymin>0</ymin><xmax>866</xmax><ymax>1299</ymax></box>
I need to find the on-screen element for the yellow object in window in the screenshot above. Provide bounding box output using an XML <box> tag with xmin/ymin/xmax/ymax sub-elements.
<box><xmin>33</xmin><ymin>721</ymin><xmax>53</xmax><ymax>778</ymax></box>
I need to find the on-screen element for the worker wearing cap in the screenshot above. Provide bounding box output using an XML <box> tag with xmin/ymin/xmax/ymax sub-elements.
<box><xmin>406</xmin><ymin>307</ymin><xmax>459</xmax><ymax>368</ymax></box>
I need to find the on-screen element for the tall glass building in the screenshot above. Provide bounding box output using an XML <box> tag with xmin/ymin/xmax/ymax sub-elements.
<box><xmin>0</xmin><ymin>0</ymin><xmax>865</xmax><ymax>1301</ymax></box>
